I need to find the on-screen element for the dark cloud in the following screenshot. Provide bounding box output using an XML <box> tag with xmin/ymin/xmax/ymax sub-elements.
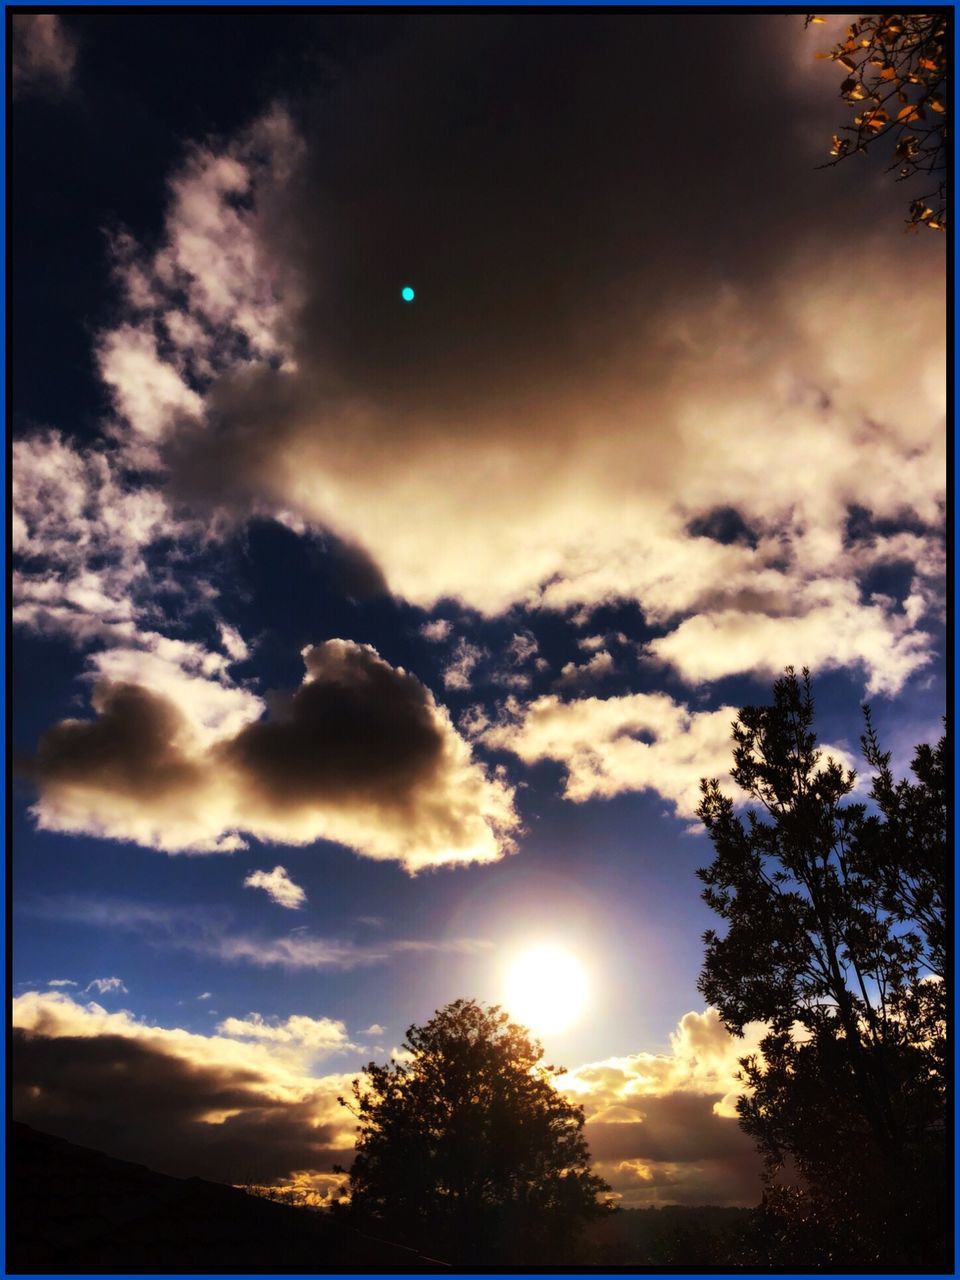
<box><xmin>12</xmin><ymin>1028</ymin><xmax>348</xmax><ymax>1184</ymax></box>
<box><xmin>221</xmin><ymin>639</ymin><xmax>444</xmax><ymax>812</ymax></box>
<box><xmin>24</xmin><ymin>682</ymin><xmax>201</xmax><ymax>800</ymax></box>
<box><xmin>23</xmin><ymin>639</ymin><xmax>516</xmax><ymax>868</ymax></box>
<box><xmin>326</xmin><ymin>536</ymin><xmax>390</xmax><ymax>601</ymax></box>
<box><xmin>175</xmin><ymin>13</ymin><xmax>937</xmax><ymax>437</ymax></box>
<box><xmin>586</xmin><ymin>1093</ymin><xmax>758</xmax><ymax>1164</ymax></box>
<box><xmin>157</xmin><ymin>12</ymin><xmax>943</xmax><ymax>676</ymax></box>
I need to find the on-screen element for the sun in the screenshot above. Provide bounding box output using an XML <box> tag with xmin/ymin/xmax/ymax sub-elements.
<box><xmin>503</xmin><ymin>944</ymin><xmax>589</xmax><ymax>1035</ymax></box>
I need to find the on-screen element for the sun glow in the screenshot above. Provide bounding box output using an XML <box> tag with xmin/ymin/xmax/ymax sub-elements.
<box><xmin>504</xmin><ymin>944</ymin><xmax>589</xmax><ymax>1035</ymax></box>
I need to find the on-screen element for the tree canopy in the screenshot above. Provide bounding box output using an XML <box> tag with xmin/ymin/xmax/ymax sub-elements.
<box><xmin>807</xmin><ymin>13</ymin><xmax>948</xmax><ymax>231</ymax></box>
<box><xmin>335</xmin><ymin>998</ymin><xmax>613</xmax><ymax>1265</ymax></box>
<box><xmin>697</xmin><ymin>669</ymin><xmax>947</xmax><ymax>1268</ymax></box>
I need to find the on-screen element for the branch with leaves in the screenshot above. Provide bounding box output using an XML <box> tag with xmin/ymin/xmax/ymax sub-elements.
<box><xmin>807</xmin><ymin>13</ymin><xmax>947</xmax><ymax>230</ymax></box>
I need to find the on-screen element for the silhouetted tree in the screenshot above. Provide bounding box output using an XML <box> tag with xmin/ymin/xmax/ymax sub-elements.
<box><xmin>697</xmin><ymin>669</ymin><xmax>947</xmax><ymax>1268</ymax></box>
<box><xmin>335</xmin><ymin>998</ymin><xmax>613</xmax><ymax>1265</ymax></box>
<box><xmin>806</xmin><ymin>12</ymin><xmax>948</xmax><ymax>230</ymax></box>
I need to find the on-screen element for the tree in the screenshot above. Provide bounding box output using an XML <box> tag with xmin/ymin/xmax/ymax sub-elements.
<box><xmin>335</xmin><ymin>998</ymin><xmax>613</xmax><ymax>1265</ymax></box>
<box><xmin>807</xmin><ymin>13</ymin><xmax>948</xmax><ymax>231</ymax></box>
<box><xmin>696</xmin><ymin>669</ymin><xmax>947</xmax><ymax>1268</ymax></box>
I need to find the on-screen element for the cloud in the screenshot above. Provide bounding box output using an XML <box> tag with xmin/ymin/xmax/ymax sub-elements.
<box><xmin>556</xmin><ymin>649</ymin><xmax>615</xmax><ymax>690</ymax></box>
<box><xmin>147</xmin><ymin>18</ymin><xmax>943</xmax><ymax>698</ymax></box>
<box><xmin>216</xmin><ymin>1013</ymin><xmax>356</xmax><ymax>1054</ymax></box>
<box><xmin>83</xmin><ymin>977</ymin><xmax>128</xmax><ymax>996</ymax></box>
<box><xmin>243</xmin><ymin>866</ymin><xmax>306</xmax><ymax>910</ymax></box>
<box><xmin>578</xmin><ymin>634</ymin><xmax>607</xmax><ymax>653</ymax></box>
<box><xmin>198</xmin><ymin>992</ymin><xmax>213</xmax><ymax>1001</ymax></box>
<box><xmin>24</xmin><ymin>895</ymin><xmax>494</xmax><ymax>973</ymax></box>
<box><xmin>12</xmin><ymin>14</ymin><xmax>77</xmax><ymax>97</ymax></box>
<box><xmin>23</xmin><ymin>639</ymin><xmax>518</xmax><ymax>870</ymax></box>
<box><xmin>12</xmin><ymin>990</ymin><xmax>356</xmax><ymax>1187</ymax></box>
<box><xmin>645</xmin><ymin>578</ymin><xmax>935</xmax><ymax>697</ymax></box>
<box><xmin>47</xmin><ymin>979</ymin><xmax>76</xmax><ymax>988</ymax></box>
<box><xmin>419</xmin><ymin>619</ymin><xmax>452</xmax><ymax>643</ymax></box>
<box><xmin>12</xmin><ymin>992</ymin><xmax>763</xmax><ymax>1205</ymax></box>
<box><xmin>506</xmin><ymin>631</ymin><xmax>539</xmax><ymax>665</ymax></box>
<box><xmin>442</xmin><ymin>638</ymin><xmax>486</xmax><ymax>691</ymax></box>
<box><xmin>481</xmin><ymin>691</ymin><xmax>740</xmax><ymax>820</ymax></box>
<box><xmin>558</xmin><ymin>1008</ymin><xmax>767</xmax><ymax>1207</ymax></box>
<box><xmin>12</xmin><ymin>431</ymin><xmax>259</xmax><ymax>762</ymax></box>
<box><xmin>361</xmin><ymin>1023</ymin><xmax>385</xmax><ymax>1037</ymax></box>
<box><xmin>104</xmin><ymin>108</ymin><xmax>301</xmax><ymax>445</ymax></box>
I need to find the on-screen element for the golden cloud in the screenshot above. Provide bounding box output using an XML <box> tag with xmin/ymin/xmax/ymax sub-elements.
<box><xmin>23</xmin><ymin>639</ymin><xmax>518</xmax><ymax>871</ymax></box>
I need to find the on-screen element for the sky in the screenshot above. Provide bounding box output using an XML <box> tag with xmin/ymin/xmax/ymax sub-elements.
<box><xmin>10</xmin><ymin>10</ymin><xmax>946</xmax><ymax>1210</ymax></box>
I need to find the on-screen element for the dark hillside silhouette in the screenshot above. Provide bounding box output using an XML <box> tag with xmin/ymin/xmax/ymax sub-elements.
<box><xmin>9</xmin><ymin>1122</ymin><xmax>448</xmax><ymax>1274</ymax></box>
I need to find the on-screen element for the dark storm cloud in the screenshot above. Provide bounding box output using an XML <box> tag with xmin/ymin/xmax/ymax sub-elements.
<box><xmin>23</xmin><ymin>639</ymin><xmax>517</xmax><ymax>868</ymax></box>
<box><xmin>12</xmin><ymin>1028</ymin><xmax>349</xmax><ymax>1184</ymax></box>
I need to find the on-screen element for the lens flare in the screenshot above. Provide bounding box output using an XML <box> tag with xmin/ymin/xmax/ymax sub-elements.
<box><xmin>401</xmin><ymin>285</ymin><xmax>415</xmax><ymax>302</ymax></box>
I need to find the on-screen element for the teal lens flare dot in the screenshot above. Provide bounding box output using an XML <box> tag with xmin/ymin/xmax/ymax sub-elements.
<box><xmin>401</xmin><ymin>285</ymin><xmax>415</xmax><ymax>302</ymax></box>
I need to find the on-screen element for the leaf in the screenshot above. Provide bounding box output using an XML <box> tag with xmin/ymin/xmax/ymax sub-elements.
<box><xmin>898</xmin><ymin>104</ymin><xmax>920</xmax><ymax>122</ymax></box>
<box><xmin>880</xmin><ymin>65</ymin><xmax>897</xmax><ymax>80</ymax></box>
<box><xmin>809</xmin><ymin>14</ymin><xmax>826</xmax><ymax>22</ymax></box>
<box><xmin>919</xmin><ymin>57</ymin><xmax>940</xmax><ymax>72</ymax></box>
<box><xmin>837</xmin><ymin>55</ymin><xmax>857</xmax><ymax>72</ymax></box>
<box><xmin>814</xmin><ymin>50</ymin><xmax>833</xmax><ymax>59</ymax></box>
<box><xmin>861</xmin><ymin>108</ymin><xmax>889</xmax><ymax>132</ymax></box>
<box><xmin>929</xmin><ymin>97</ymin><xmax>945</xmax><ymax>113</ymax></box>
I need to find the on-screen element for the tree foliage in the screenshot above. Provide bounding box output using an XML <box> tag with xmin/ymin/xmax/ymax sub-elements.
<box><xmin>807</xmin><ymin>13</ymin><xmax>948</xmax><ymax>231</ymax></box>
<box><xmin>335</xmin><ymin>998</ymin><xmax>613</xmax><ymax>1265</ymax></box>
<box><xmin>697</xmin><ymin>669</ymin><xmax>947</xmax><ymax>1268</ymax></box>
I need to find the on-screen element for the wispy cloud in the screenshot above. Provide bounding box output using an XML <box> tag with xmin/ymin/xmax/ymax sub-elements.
<box><xmin>24</xmin><ymin>897</ymin><xmax>492</xmax><ymax>973</ymax></box>
<box><xmin>12</xmin><ymin>14</ymin><xmax>77</xmax><ymax>97</ymax></box>
<box><xmin>442</xmin><ymin>638</ymin><xmax>486</xmax><ymax>691</ymax></box>
<box><xmin>243</xmin><ymin>865</ymin><xmax>306</xmax><ymax>910</ymax></box>
<box><xmin>419</xmin><ymin>619</ymin><xmax>452</xmax><ymax>643</ymax></box>
<box><xmin>83</xmin><ymin>977</ymin><xmax>128</xmax><ymax>996</ymax></box>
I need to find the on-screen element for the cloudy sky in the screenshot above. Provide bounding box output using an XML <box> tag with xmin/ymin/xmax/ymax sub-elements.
<box><xmin>12</xmin><ymin>11</ymin><xmax>945</xmax><ymax>1209</ymax></box>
